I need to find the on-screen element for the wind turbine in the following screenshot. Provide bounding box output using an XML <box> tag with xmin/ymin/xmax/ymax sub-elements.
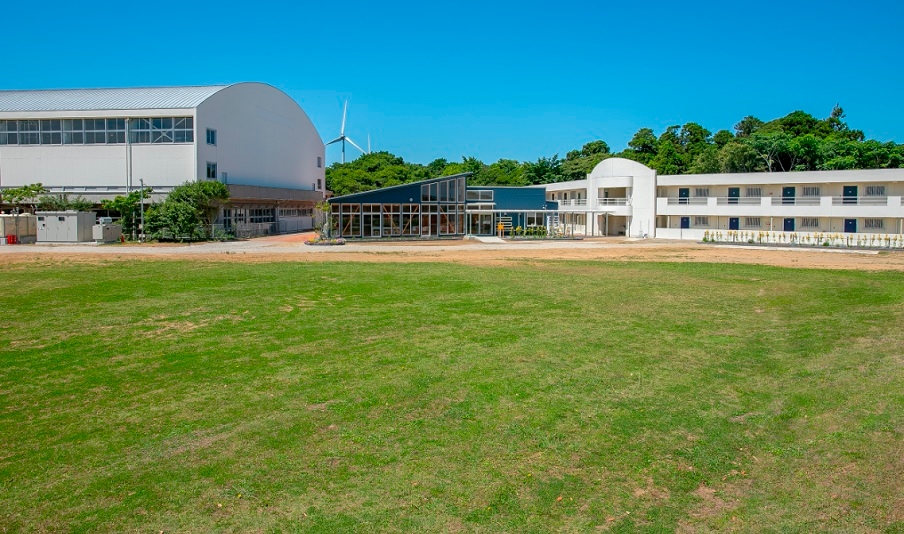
<box><xmin>325</xmin><ymin>100</ymin><xmax>366</xmax><ymax>164</ymax></box>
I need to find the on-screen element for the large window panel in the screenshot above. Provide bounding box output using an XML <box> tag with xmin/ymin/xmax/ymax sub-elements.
<box><xmin>39</xmin><ymin>120</ymin><xmax>61</xmax><ymax>144</ymax></box>
<box><xmin>0</xmin><ymin>121</ymin><xmax>17</xmax><ymax>145</ymax></box>
<box><xmin>19</xmin><ymin>120</ymin><xmax>39</xmax><ymax>145</ymax></box>
<box><xmin>151</xmin><ymin>117</ymin><xmax>174</xmax><ymax>143</ymax></box>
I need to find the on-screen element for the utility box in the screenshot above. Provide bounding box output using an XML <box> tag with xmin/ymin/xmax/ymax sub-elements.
<box><xmin>93</xmin><ymin>224</ymin><xmax>123</xmax><ymax>243</ymax></box>
<box><xmin>36</xmin><ymin>211</ymin><xmax>96</xmax><ymax>243</ymax></box>
<box><xmin>0</xmin><ymin>214</ymin><xmax>38</xmax><ymax>244</ymax></box>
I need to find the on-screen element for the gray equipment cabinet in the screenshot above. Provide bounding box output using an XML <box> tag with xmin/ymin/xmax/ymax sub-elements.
<box><xmin>36</xmin><ymin>211</ymin><xmax>96</xmax><ymax>243</ymax></box>
<box><xmin>93</xmin><ymin>224</ymin><xmax>123</xmax><ymax>243</ymax></box>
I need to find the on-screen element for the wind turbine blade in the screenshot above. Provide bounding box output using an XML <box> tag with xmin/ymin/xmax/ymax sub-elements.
<box><xmin>367</xmin><ymin>133</ymin><xmax>371</xmax><ymax>154</ymax></box>
<box><xmin>346</xmin><ymin>137</ymin><xmax>366</xmax><ymax>154</ymax></box>
<box><xmin>340</xmin><ymin>100</ymin><xmax>348</xmax><ymax>135</ymax></box>
<box><xmin>325</xmin><ymin>136</ymin><xmax>344</xmax><ymax>146</ymax></box>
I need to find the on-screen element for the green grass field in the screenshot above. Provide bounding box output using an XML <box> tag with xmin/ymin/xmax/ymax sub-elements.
<box><xmin>1</xmin><ymin>259</ymin><xmax>902</xmax><ymax>532</ymax></box>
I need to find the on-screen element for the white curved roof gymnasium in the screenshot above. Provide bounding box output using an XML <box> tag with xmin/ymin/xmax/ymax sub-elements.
<box><xmin>0</xmin><ymin>83</ymin><xmax>325</xmax><ymax>195</ymax></box>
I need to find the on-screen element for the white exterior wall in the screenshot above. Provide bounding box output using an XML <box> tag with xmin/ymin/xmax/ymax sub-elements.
<box><xmin>0</xmin><ymin>84</ymin><xmax>325</xmax><ymax>196</ymax></box>
<box><xmin>0</xmin><ymin>107</ymin><xmax>196</xmax><ymax>190</ymax></box>
<box><xmin>0</xmin><ymin>143</ymin><xmax>194</xmax><ymax>189</ymax></box>
<box><xmin>196</xmin><ymin>83</ymin><xmax>325</xmax><ymax>191</ymax></box>
<box><xmin>657</xmin><ymin>168</ymin><xmax>904</xmax><ymax>188</ymax></box>
<box><xmin>590</xmin><ymin>158</ymin><xmax>656</xmax><ymax>237</ymax></box>
<box><xmin>542</xmin><ymin>158</ymin><xmax>656</xmax><ymax>237</ymax></box>
<box><xmin>541</xmin><ymin>162</ymin><xmax>904</xmax><ymax>239</ymax></box>
<box><xmin>657</xmin><ymin>168</ymin><xmax>904</xmax><ymax>237</ymax></box>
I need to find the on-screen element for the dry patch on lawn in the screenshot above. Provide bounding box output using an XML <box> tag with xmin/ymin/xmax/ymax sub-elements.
<box><xmin>137</xmin><ymin>312</ymin><xmax>252</xmax><ymax>339</ymax></box>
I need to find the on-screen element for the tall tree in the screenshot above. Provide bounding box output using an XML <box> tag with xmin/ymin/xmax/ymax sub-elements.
<box><xmin>719</xmin><ymin>142</ymin><xmax>763</xmax><ymax>173</ymax></box>
<box><xmin>425</xmin><ymin>158</ymin><xmax>449</xmax><ymax>177</ymax></box>
<box><xmin>658</xmin><ymin>125</ymin><xmax>681</xmax><ymax>147</ymax></box>
<box><xmin>649</xmin><ymin>141</ymin><xmax>683</xmax><ymax>175</ymax></box>
<box><xmin>748</xmin><ymin>131</ymin><xmax>793</xmax><ymax>172</ymax></box>
<box><xmin>522</xmin><ymin>155</ymin><xmax>564</xmax><ymax>184</ymax></box>
<box><xmin>734</xmin><ymin>116</ymin><xmax>764</xmax><ymax>138</ymax></box>
<box><xmin>713</xmin><ymin>129</ymin><xmax>734</xmax><ymax>148</ymax></box>
<box><xmin>326</xmin><ymin>152</ymin><xmax>419</xmax><ymax>196</ymax></box>
<box><xmin>1</xmin><ymin>183</ymin><xmax>47</xmax><ymax>213</ymax></box>
<box><xmin>561</xmin><ymin>140</ymin><xmax>611</xmax><ymax>181</ymax></box>
<box><xmin>689</xmin><ymin>146</ymin><xmax>722</xmax><ymax>174</ymax></box>
<box><xmin>472</xmin><ymin>159</ymin><xmax>528</xmax><ymax>186</ymax></box>
<box><xmin>788</xmin><ymin>134</ymin><xmax>821</xmax><ymax>171</ymax></box>
<box><xmin>580</xmin><ymin>140</ymin><xmax>610</xmax><ymax>157</ymax></box>
<box><xmin>678</xmin><ymin>122</ymin><xmax>712</xmax><ymax>166</ymax></box>
<box><xmin>626</xmin><ymin>128</ymin><xmax>658</xmax><ymax>165</ymax></box>
<box><xmin>101</xmin><ymin>188</ymin><xmax>152</xmax><ymax>235</ymax></box>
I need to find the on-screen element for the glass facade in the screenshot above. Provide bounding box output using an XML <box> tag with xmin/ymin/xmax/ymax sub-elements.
<box><xmin>0</xmin><ymin>117</ymin><xmax>194</xmax><ymax>145</ymax></box>
<box><xmin>222</xmin><ymin>207</ymin><xmax>275</xmax><ymax>230</ymax></box>
<box><xmin>332</xmin><ymin>176</ymin><xmax>467</xmax><ymax>238</ymax></box>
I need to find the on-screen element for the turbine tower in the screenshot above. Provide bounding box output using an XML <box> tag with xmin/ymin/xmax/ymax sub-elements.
<box><xmin>325</xmin><ymin>100</ymin><xmax>365</xmax><ymax>164</ymax></box>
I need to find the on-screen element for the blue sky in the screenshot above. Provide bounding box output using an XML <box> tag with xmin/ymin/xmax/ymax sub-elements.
<box><xmin>3</xmin><ymin>0</ymin><xmax>902</xmax><ymax>165</ymax></box>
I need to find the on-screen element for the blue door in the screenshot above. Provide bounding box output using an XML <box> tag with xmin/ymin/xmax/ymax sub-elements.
<box><xmin>728</xmin><ymin>187</ymin><xmax>740</xmax><ymax>205</ymax></box>
<box><xmin>679</xmin><ymin>188</ymin><xmax>689</xmax><ymax>204</ymax></box>
<box><xmin>680</xmin><ymin>217</ymin><xmax>690</xmax><ymax>229</ymax></box>
<box><xmin>844</xmin><ymin>219</ymin><xmax>857</xmax><ymax>233</ymax></box>
<box><xmin>783</xmin><ymin>218</ymin><xmax>795</xmax><ymax>231</ymax></box>
<box><xmin>729</xmin><ymin>218</ymin><xmax>740</xmax><ymax>230</ymax></box>
<box><xmin>843</xmin><ymin>186</ymin><xmax>858</xmax><ymax>205</ymax></box>
<box><xmin>782</xmin><ymin>187</ymin><xmax>796</xmax><ymax>205</ymax></box>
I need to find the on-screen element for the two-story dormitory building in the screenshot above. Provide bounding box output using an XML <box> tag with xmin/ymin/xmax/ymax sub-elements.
<box><xmin>542</xmin><ymin>158</ymin><xmax>904</xmax><ymax>240</ymax></box>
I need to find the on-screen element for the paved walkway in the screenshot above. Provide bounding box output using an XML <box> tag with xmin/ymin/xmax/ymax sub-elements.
<box><xmin>0</xmin><ymin>237</ymin><xmax>888</xmax><ymax>262</ymax></box>
<box><xmin>1</xmin><ymin>236</ymin><xmax>642</xmax><ymax>256</ymax></box>
<box><xmin>470</xmin><ymin>236</ymin><xmax>507</xmax><ymax>244</ymax></box>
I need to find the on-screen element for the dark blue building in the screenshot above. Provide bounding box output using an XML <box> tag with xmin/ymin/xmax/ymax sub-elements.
<box><xmin>328</xmin><ymin>174</ymin><xmax>555</xmax><ymax>238</ymax></box>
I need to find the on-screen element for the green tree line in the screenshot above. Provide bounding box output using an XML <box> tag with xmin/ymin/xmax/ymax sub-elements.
<box><xmin>326</xmin><ymin>106</ymin><xmax>904</xmax><ymax>197</ymax></box>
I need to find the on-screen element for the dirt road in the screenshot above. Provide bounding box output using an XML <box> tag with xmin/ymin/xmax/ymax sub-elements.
<box><xmin>2</xmin><ymin>234</ymin><xmax>902</xmax><ymax>271</ymax></box>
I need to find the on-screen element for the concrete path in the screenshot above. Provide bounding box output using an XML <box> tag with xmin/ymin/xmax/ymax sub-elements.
<box><xmin>1</xmin><ymin>237</ymin><xmax>636</xmax><ymax>256</ymax></box>
<box><xmin>470</xmin><ymin>236</ymin><xmax>507</xmax><ymax>244</ymax></box>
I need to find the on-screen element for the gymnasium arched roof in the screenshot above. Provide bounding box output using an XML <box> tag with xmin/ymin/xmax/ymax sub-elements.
<box><xmin>0</xmin><ymin>85</ymin><xmax>231</xmax><ymax>112</ymax></box>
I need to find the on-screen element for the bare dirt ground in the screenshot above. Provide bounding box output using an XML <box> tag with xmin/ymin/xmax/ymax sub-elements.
<box><xmin>2</xmin><ymin>234</ymin><xmax>903</xmax><ymax>271</ymax></box>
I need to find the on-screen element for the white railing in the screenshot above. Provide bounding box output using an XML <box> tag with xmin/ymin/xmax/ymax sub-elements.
<box><xmin>556</xmin><ymin>199</ymin><xmax>588</xmax><ymax>207</ymax></box>
<box><xmin>597</xmin><ymin>198</ymin><xmax>628</xmax><ymax>206</ymax></box>
<box><xmin>666</xmin><ymin>197</ymin><xmax>707</xmax><ymax>205</ymax></box>
<box><xmin>831</xmin><ymin>196</ymin><xmax>889</xmax><ymax>206</ymax></box>
<box><xmin>770</xmin><ymin>197</ymin><xmax>822</xmax><ymax>206</ymax></box>
<box><xmin>715</xmin><ymin>197</ymin><xmax>763</xmax><ymax>205</ymax></box>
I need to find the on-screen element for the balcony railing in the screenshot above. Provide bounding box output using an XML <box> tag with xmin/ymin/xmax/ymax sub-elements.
<box><xmin>666</xmin><ymin>197</ymin><xmax>708</xmax><ymax>205</ymax></box>
<box><xmin>770</xmin><ymin>197</ymin><xmax>822</xmax><ymax>206</ymax></box>
<box><xmin>597</xmin><ymin>198</ymin><xmax>628</xmax><ymax>206</ymax></box>
<box><xmin>556</xmin><ymin>199</ymin><xmax>588</xmax><ymax>207</ymax></box>
<box><xmin>831</xmin><ymin>196</ymin><xmax>889</xmax><ymax>206</ymax></box>
<box><xmin>715</xmin><ymin>197</ymin><xmax>763</xmax><ymax>205</ymax></box>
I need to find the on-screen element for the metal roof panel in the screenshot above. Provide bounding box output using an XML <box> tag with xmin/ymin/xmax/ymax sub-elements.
<box><xmin>0</xmin><ymin>85</ymin><xmax>229</xmax><ymax>112</ymax></box>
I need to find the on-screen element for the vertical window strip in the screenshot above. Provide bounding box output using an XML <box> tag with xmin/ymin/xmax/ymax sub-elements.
<box><xmin>865</xmin><ymin>185</ymin><xmax>886</xmax><ymax>196</ymax></box>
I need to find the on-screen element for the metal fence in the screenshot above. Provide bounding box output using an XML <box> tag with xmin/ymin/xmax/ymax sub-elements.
<box><xmin>232</xmin><ymin>222</ymin><xmax>277</xmax><ymax>239</ymax></box>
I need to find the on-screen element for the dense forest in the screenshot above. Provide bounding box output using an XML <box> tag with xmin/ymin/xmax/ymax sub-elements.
<box><xmin>326</xmin><ymin>106</ymin><xmax>904</xmax><ymax>197</ymax></box>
